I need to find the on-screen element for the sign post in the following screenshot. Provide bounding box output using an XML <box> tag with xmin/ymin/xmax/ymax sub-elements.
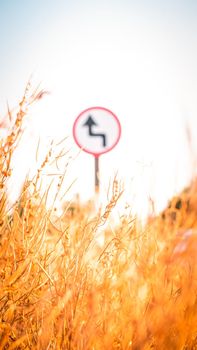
<box><xmin>95</xmin><ymin>156</ymin><xmax>99</xmax><ymax>192</ymax></box>
<box><xmin>73</xmin><ymin>107</ymin><xmax>121</xmax><ymax>194</ymax></box>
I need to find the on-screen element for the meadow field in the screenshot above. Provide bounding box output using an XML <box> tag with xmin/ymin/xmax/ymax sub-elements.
<box><xmin>1</xmin><ymin>86</ymin><xmax>197</xmax><ymax>349</ymax></box>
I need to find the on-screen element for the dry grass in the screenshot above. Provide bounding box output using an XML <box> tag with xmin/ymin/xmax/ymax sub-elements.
<box><xmin>1</xmin><ymin>86</ymin><xmax>197</xmax><ymax>349</ymax></box>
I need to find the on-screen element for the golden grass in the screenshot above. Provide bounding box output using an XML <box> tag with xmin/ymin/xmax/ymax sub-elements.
<box><xmin>1</xmin><ymin>86</ymin><xmax>197</xmax><ymax>349</ymax></box>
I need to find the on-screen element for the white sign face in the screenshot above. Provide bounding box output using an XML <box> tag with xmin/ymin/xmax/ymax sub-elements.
<box><xmin>73</xmin><ymin>107</ymin><xmax>121</xmax><ymax>157</ymax></box>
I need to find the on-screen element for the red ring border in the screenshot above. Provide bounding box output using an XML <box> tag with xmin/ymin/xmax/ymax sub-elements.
<box><xmin>73</xmin><ymin>106</ymin><xmax>121</xmax><ymax>158</ymax></box>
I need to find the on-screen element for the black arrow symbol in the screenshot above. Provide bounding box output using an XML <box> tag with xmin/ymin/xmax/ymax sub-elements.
<box><xmin>83</xmin><ymin>115</ymin><xmax>107</xmax><ymax>147</ymax></box>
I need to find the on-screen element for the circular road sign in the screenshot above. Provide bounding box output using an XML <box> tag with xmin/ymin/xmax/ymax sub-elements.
<box><xmin>73</xmin><ymin>107</ymin><xmax>121</xmax><ymax>157</ymax></box>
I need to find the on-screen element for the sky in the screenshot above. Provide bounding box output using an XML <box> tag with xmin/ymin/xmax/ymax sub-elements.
<box><xmin>0</xmin><ymin>0</ymin><xmax>197</xmax><ymax>217</ymax></box>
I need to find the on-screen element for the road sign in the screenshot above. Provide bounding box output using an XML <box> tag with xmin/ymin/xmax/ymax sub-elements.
<box><xmin>73</xmin><ymin>107</ymin><xmax>121</xmax><ymax>158</ymax></box>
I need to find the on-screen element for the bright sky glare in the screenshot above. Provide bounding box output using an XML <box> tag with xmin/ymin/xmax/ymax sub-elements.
<box><xmin>0</xmin><ymin>0</ymin><xmax>197</xmax><ymax>216</ymax></box>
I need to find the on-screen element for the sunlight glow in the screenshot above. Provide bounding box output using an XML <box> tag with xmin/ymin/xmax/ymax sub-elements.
<box><xmin>1</xmin><ymin>2</ymin><xmax>197</xmax><ymax>217</ymax></box>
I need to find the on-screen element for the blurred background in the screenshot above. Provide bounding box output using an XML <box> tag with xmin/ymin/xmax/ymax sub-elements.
<box><xmin>0</xmin><ymin>0</ymin><xmax>197</xmax><ymax>217</ymax></box>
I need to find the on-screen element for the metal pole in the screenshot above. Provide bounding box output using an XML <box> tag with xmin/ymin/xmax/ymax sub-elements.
<box><xmin>95</xmin><ymin>156</ymin><xmax>99</xmax><ymax>193</ymax></box>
